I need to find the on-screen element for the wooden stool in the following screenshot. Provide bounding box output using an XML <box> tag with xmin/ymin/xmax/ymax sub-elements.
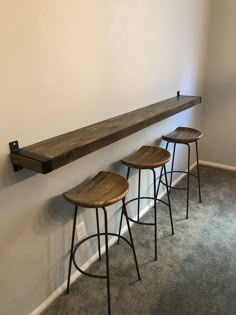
<box><xmin>64</xmin><ymin>171</ymin><xmax>141</xmax><ymax>315</ymax></box>
<box><xmin>118</xmin><ymin>146</ymin><xmax>174</xmax><ymax>261</ymax></box>
<box><xmin>162</xmin><ymin>127</ymin><xmax>202</xmax><ymax>219</ymax></box>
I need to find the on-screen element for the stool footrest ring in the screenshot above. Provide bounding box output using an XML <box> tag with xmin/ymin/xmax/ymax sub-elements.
<box><xmin>160</xmin><ymin>170</ymin><xmax>198</xmax><ymax>191</ymax></box>
<box><xmin>125</xmin><ymin>196</ymin><xmax>170</xmax><ymax>226</ymax></box>
<box><xmin>72</xmin><ymin>232</ymin><xmax>133</xmax><ymax>279</ymax></box>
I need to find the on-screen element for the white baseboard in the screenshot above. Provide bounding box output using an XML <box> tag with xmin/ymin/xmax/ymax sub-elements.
<box><xmin>199</xmin><ymin>160</ymin><xmax>236</xmax><ymax>172</ymax></box>
<box><xmin>30</xmin><ymin>161</ymin><xmax>197</xmax><ymax>315</ymax></box>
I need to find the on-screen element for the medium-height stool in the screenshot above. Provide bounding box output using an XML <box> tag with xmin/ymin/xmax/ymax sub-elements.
<box><xmin>118</xmin><ymin>146</ymin><xmax>174</xmax><ymax>261</ymax></box>
<box><xmin>64</xmin><ymin>171</ymin><xmax>141</xmax><ymax>315</ymax></box>
<box><xmin>162</xmin><ymin>127</ymin><xmax>202</xmax><ymax>219</ymax></box>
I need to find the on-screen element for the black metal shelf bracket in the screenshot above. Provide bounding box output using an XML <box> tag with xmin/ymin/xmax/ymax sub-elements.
<box><xmin>9</xmin><ymin>140</ymin><xmax>53</xmax><ymax>174</ymax></box>
<box><xmin>9</xmin><ymin>141</ymin><xmax>23</xmax><ymax>172</ymax></box>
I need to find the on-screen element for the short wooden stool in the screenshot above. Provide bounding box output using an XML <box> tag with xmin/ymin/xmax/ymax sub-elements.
<box><xmin>64</xmin><ymin>171</ymin><xmax>141</xmax><ymax>315</ymax></box>
<box><xmin>162</xmin><ymin>127</ymin><xmax>202</xmax><ymax>219</ymax></box>
<box><xmin>118</xmin><ymin>146</ymin><xmax>174</xmax><ymax>261</ymax></box>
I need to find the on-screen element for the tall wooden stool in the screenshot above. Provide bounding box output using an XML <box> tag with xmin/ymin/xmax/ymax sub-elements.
<box><xmin>162</xmin><ymin>127</ymin><xmax>202</xmax><ymax>219</ymax></box>
<box><xmin>64</xmin><ymin>171</ymin><xmax>141</xmax><ymax>315</ymax></box>
<box><xmin>118</xmin><ymin>146</ymin><xmax>174</xmax><ymax>261</ymax></box>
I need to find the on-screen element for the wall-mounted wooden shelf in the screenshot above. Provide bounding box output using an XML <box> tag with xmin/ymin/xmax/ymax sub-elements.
<box><xmin>9</xmin><ymin>93</ymin><xmax>201</xmax><ymax>174</ymax></box>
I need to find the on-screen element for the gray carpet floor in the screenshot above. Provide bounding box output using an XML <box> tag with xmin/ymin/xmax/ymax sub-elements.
<box><xmin>43</xmin><ymin>166</ymin><xmax>236</xmax><ymax>315</ymax></box>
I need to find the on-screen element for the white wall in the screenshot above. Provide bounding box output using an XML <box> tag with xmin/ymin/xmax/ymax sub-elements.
<box><xmin>201</xmin><ymin>0</ymin><xmax>236</xmax><ymax>167</ymax></box>
<box><xmin>0</xmin><ymin>1</ymin><xmax>211</xmax><ymax>314</ymax></box>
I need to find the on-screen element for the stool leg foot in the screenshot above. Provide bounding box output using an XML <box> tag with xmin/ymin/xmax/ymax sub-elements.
<box><xmin>164</xmin><ymin>165</ymin><xmax>174</xmax><ymax>235</ymax></box>
<box><xmin>102</xmin><ymin>207</ymin><xmax>111</xmax><ymax>315</ymax></box>
<box><xmin>152</xmin><ymin>169</ymin><xmax>158</xmax><ymax>261</ymax></box>
<box><xmin>122</xmin><ymin>200</ymin><xmax>141</xmax><ymax>280</ymax></box>
<box><xmin>96</xmin><ymin>208</ymin><xmax>102</xmax><ymax>260</ymax></box>
<box><xmin>67</xmin><ymin>206</ymin><xmax>78</xmax><ymax>294</ymax></box>
<box><xmin>186</xmin><ymin>144</ymin><xmax>191</xmax><ymax>219</ymax></box>
<box><xmin>196</xmin><ymin>141</ymin><xmax>202</xmax><ymax>203</ymax></box>
<box><xmin>170</xmin><ymin>143</ymin><xmax>176</xmax><ymax>193</ymax></box>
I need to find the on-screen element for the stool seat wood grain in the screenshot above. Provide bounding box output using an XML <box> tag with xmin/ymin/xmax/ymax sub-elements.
<box><xmin>121</xmin><ymin>146</ymin><xmax>171</xmax><ymax>169</ymax></box>
<box><xmin>162</xmin><ymin>127</ymin><xmax>202</xmax><ymax>144</ymax></box>
<box><xmin>64</xmin><ymin>171</ymin><xmax>129</xmax><ymax>208</ymax></box>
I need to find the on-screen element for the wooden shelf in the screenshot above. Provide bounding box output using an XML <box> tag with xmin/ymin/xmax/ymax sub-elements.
<box><xmin>9</xmin><ymin>93</ymin><xmax>201</xmax><ymax>174</ymax></box>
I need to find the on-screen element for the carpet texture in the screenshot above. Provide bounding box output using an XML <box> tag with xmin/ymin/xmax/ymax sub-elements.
<box><xmin>43</xmin><ymin>166</ymin><xmax>236</xmax><ymax>315</ymax></box>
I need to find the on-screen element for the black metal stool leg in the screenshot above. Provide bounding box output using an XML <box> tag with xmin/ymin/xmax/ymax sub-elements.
<box><xmin>186</xmin><ymin>144</ymin><xmax>191</xmax><ymax>219</ymax></box>
<box><xmin>122</xmin><ymin>200</ymin><xmax>141</xmax><ymax>280</ymax></box>
<box><xmin>117</xmin><ymin>168</ymin><xmax>130</xmax><ymax>244</ymax></box>
<box><xmin>67</xmin><ymin>205</ymin><xmax>78</xmax><ymax>294</ymax></box>
<box><xmin>165</xmin><ymin>141</ymin><xmax>169</xmax><ymax>150</ymax></box>
<box><xmin>169</xmin><ymin>143</ymin><xmax>176</xmax><ymax>193</ymax></box>
<box><xmin>126</xmin><ymin>167</ymin><xmax>131</xmax><ymax>181</ymax></box>
<box><xmin>156</xmin><ymin>166</ymin><xmax>163</xmax><ymax>199</ymax></box>
<box><xmin>117</xmin><ymin>212</ymin><xmax>123</xmax><ymax>245</ymax></box>
<box><xmin>137</xmin><ymin>169</ymin><xmax>141</xmax><ymax>222</ymax></box>
<box><xmin>102</xmin><ymin>207</ymin><xmax>111</xmax><ymax>315</ymax></box>
<box><xmin>152</xmin><ymin>168</ymin><xmax>158</xmax><ymax>261</ymax></box>
<box><xmin>195</xmin><ymin>141</ymin><xmax>202</xmax><ymax>203</ymax></box>
<box><xmin>164</xmin><ymin>165</ymin><xmax>174</xmax><ymax>235</ymax></box>
<box><xmin>96</xmin><ymin>208</ymin><xmax>102</xmax><ymax>260</ymax></box>
<box><xmin>156</xmin><ymin>142</ymin><xmax>169</xmax><ymax>197</ymax></box>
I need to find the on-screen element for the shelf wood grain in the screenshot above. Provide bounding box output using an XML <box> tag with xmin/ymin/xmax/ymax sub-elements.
<box><xmin>10</xmin><ymin>94</ymin><xmax>201</xmax><ymax>174</ymax></box>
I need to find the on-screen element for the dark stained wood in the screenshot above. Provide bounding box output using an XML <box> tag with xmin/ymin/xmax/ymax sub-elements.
<box><xmin>10</xmin><ymin>95</ymin><xmax>201</xmax><ymax>173</ymax></box>
<box><xmin>64</xmin><ymin>171</ymin><xmax>129</xmax><ymax>208</ymax></box>
<box><xmin>162</xmin><ymin>127</ymin><xmax>202</xmax><ymax>144</ymax></box>
<box><xmin>122</xmin><ymin>146</ymin><xmax>171</xmax><ymax>169</ymax></box>
<box><xmin>10</xmin><ymin>152</ymin><xmax>44</xmax><ymax>173</ymax></box>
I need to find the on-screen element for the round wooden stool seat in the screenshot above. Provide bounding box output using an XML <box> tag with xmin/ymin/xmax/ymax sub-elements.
<box><xmin>121</xmin><ymin>146</ymin><xmax>171</xmax><ymax>169</ymax></box>
<box><xmin>64</xmin><ymin>170</ymin><xmax>140</xmax><ymax>314</ymax></box>
<box><xmin>162</xmin><ymin>127</ymin><xmax>202</xmax><ymax>144</ymax></box>
<box><xmin>64</xmin><ymin>171</ymin><xmax>129</xmax><ymax>208</ymax></box>
<box><xmin>161</xmin><ymin>126</ymin><xmax>202</xmax><ymax>219</ymax></box>
<box><xmin>118</xmin><ymin>145</ymin><xmax>174</xmax><ymax>260</ymax></box>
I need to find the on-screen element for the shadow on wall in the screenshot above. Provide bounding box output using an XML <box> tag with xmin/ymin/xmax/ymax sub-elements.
<box><xmin>0</xmin><ymin>153</ymin><xmax>36</xmax><ymax>191</ymax></box>
<box><xmin>32</xmin><ymin>178</ymin><xmax>95</xmax><ymax>238</ymax></box>
<box><xmin>31</xmin><ymin>193</ymin><xmax>89</xmax><ymax>291</ymax></box>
